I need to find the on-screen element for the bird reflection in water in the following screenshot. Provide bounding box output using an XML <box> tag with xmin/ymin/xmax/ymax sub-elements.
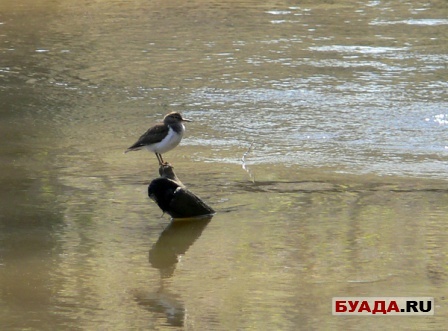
<box><xmin>134</xmin><ymin>217</ymin><xmax>212</xmax><ymax>327</ymax></box>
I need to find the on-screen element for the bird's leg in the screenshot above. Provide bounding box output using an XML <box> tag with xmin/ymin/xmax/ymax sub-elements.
<box><xmin>159</xmin><ymin>154</ymin><xmax>168</xmax><ymax>165</ymax></box>
<box><xmin>155</xmin><ymin>153</ymin><xmax>163</xmax><ymax>165</ymax></box>
<box><xmin>155</xmin><ymin>153</ymin><xmax>169</xmax><ymax>165</ymax></box>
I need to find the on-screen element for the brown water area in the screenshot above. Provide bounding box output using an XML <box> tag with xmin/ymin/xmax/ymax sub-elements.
<box><xmin>1</xmin><ymin>0</ymin><xmax>447</xmax><ymax>330</ymax></box>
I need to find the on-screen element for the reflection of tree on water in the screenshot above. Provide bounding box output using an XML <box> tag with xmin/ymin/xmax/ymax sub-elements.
<box><xmin>134</xmin><ymin>218</ymin><xmax>211</xmax><ymax>327</ymax></box>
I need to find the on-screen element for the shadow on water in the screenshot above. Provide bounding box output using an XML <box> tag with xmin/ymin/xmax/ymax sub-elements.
<box><xmin>134</xmin><ymin>218</ymin><xmax>212</xmax><ymax>327</ymax></box>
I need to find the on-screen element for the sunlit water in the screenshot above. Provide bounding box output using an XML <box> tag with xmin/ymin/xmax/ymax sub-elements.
<box><xmin>1</xmin><ymin>0</ymin><xmax>447</xmax><ymax>330</ymax></box>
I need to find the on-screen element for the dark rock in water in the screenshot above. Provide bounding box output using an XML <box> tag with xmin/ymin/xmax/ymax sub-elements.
<box><xmin>158</xmin><ymin>163</ymin><xmax>184</xmax><ymax>186</ymax></box>
<box><xmin>148</xmin><ymin>176</ymin><xmax>215</xmax><ymax>219</ymax></box>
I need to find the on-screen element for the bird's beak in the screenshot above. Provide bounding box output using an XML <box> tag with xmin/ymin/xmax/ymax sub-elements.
<box><xmin>182</xmin><ymin>118</ymin><xmax>192</xmax><ymax>122</ymax></box>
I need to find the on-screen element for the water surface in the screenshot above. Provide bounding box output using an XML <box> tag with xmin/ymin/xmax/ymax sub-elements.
<box><xmin>0</xmin><ymin>0</ymin><xmax>447</xmax><ymax>330</ymax></box>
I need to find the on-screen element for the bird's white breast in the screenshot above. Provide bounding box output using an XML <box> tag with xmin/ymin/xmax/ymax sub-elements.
<box><xmin>145</xmin><ymin>125</ymin><xmax>184</xmax><ymax>154</ymax></box>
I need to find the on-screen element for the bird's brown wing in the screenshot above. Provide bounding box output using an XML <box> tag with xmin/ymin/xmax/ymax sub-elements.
<box><xmin>125</xmin><ymin>123</ymin><xmax>169</xmax><ymax>152</ymax></box>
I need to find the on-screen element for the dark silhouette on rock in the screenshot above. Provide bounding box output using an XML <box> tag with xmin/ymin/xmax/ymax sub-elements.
<box><xmin>148</xmin><ymin>164</ymin><xmax>215</xmax><ymax>219</ymax></box>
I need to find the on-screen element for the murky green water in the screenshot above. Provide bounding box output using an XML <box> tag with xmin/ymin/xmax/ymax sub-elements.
<box><xmin>1</xmin><ymin>0</ymin><xmax>447</xmax><ymax>330</ymax></box>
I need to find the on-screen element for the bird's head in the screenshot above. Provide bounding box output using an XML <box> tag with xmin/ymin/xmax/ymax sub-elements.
<box><xmin>164</xmin><ymin>112</ymin><xmax>192</xmax><ymax>124</ymax></box>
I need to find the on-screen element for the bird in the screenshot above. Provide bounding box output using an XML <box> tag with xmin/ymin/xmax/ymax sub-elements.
<box><xmin>125</xmin><ymin>112</ymin><xmax>192</xmax><ymax>165</ymax></box>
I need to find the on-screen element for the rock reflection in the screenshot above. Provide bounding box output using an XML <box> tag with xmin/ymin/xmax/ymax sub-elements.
<box><xmin>149</xmin><ymin>218</ymin><xmax>212</xmax><ymax>278</ymax></box>
<box><xmin>134</xmin><ymin>218</ymin><xmax>211</xmax><ymax>327</ymax></box>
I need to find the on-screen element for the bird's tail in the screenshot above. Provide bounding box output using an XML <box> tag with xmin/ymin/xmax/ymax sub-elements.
<box><xmin>124</xmin><ymin>147</ymin><xmax>140</xmax><ymax>154</ymax></box>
